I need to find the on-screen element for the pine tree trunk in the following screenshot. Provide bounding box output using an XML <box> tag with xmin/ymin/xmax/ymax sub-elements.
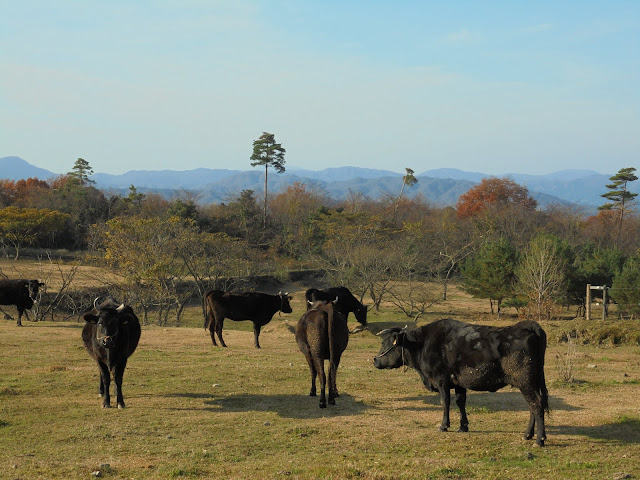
<box><xmin>263</xmin><ymin>164</ymin><xmax>268</xmax><ymax>229</ymax></box>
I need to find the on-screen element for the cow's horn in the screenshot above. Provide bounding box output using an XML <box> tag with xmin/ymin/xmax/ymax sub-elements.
<box><xmin>307</xmin><ymin>300</ymin><xmax>314</xmax><ymax>305</ymax></box>
<box><xmin>332</xmin><ymin>296</ymin><xmax>338</xmax><ymax>304</ymax></box>
<box><xmin>93</xmin><ymin>297</ymin><xmax>101</xmax><ymax>310</ymax></box>
<box><xmin>116</xmin><ymin>303</ymin><xmax>125</xmax><ymax>312</ymax></box>
<box><xmin>376</xmin><ymin>328</ymin><xmax>393</xmax><ymax>336</ymax></box>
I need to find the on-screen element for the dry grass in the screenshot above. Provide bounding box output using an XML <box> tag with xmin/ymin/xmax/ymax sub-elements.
<box><xmin>0</xmin><ymin>258</ymin><xmax>125</xmax><ymax>290</ymax></box>
<box><xmin>1</xmin><ymin>261</ymin><xmax>639</xmax><ymax>478</ymax></box>
<box><xmin>2</xmin><ymin>290</ymin><xmax>640</xmax><ymax>479</ymax></box>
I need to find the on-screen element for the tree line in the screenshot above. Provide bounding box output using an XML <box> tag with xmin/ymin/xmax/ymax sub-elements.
<box><xmin>1</xmin><ymin>151</ymin><xmax>639</xmax><ymax>323</ymax></box>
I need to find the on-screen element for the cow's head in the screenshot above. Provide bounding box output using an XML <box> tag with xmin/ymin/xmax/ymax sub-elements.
<box><xmin>373</xmin><ymin>327</ymin><xmax>407</xmax><ymax>369</ymax></box>
<box><xmin>83</xmin><ymin>298</ymin><xmax>128</xmax><ymax>349</ymax></box>
<box><xmin>374</xmin><ymin>325</ymin><xmax>425</xmax><ymax>369</ymax></box>
<box><xmin>278</xmin><ymin>291</ymin><xmax>293</xmax><ymax>314</ymax></box>
<box><xmin>354</xmin><ymin>305</ymin><xmax>368</xmax><ymax>325</ymax></box>
<box><xmin>307</xmin><ymin>297</ymin><xmax>338</xmax><ymax>309</ymax></box>
<box><xmin>27</xmin><ymin>280</ymin><xmax>44</xmax><ymax>301</ymax></box>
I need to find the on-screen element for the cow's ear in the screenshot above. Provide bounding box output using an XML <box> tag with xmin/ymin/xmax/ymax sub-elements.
<box><xmin>39</xmin><ymin>282</ymin><xmax>45</xmax><ymax>287</ymax></box>
<box><xmin>83</xmin><ymin>313</ymin><xmax>99</xmax><ymax>324</ymax></box>
<box><xmin>403</xmin><ymin>327</ymin><xmax>425</xmax><ymax>344</ymax></box>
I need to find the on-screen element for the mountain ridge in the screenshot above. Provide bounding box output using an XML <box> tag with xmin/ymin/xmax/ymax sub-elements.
<box><xmin>1</xmin><ymin>156</ymin><xmax>632</xmax><ymax>208</ymax></box>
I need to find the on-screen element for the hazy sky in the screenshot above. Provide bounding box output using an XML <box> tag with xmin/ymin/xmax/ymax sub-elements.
<box><xmin>2</xmin><ymin>1</ymin><xmax>638</xmax><ymax>176</ymax></box>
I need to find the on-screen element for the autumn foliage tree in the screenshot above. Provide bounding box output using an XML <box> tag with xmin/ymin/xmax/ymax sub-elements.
<box><xmin>0</xmin><ymin>206</ymin><xmax>70</xmax><ymax>259</ymax></box>
<box><xmin>456</xmin><ymin>177</ymin><xmax>538</xmax><ymax>219</ymax></box>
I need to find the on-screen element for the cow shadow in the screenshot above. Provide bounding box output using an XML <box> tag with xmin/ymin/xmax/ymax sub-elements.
<box><xmin>167</xmin><ymin>392</ymin><xmax>370</xmax><ymax>419</ymax></box>
<box><xmin>550</xmin><ymin>420</ymin><xmax>640</xmax><ymax>444</ymax></box>
<box><xmin>394</xmin><ymin>391</ymin><xmax>580</xmax><ymax>413</ymax></box>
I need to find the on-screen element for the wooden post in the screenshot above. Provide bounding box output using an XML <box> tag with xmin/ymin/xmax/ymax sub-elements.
<box><xmin>586</xmin><ymin>284</ymin><xmax>591</xmax><ymax>320</ymax></box>
<box><xmin>603</xmin><ymin>287</ymin><xmax>607</xmax><ymax>320</ymax></box>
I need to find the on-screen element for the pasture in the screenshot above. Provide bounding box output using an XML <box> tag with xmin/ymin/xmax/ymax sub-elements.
<box><xmin>1</xmin><ymin>282</ymin><xmax>640</xmax><ymax>479</ymax></box>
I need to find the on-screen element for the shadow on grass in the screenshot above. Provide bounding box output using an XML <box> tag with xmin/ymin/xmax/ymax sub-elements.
<box><xmin>550</xmin><ymin>418</ymin><xmax>640</xmax><ymax>444</ymax></box>
<box><xmin>393</xmin><ymin>391</ymin><xmax>580</xmax><ymax>412</ymax></box>
<box><xmin>167</xmin><ymin>392</ymin><xmax>370</xmax><ymax>418</ymax></box>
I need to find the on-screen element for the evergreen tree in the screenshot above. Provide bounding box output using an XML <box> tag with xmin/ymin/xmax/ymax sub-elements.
<box><xmin>610</xmin><ymin>255</ymin><xmax>640</xmax><ymax>317</ymax></box>
<box><xmin>68</xmin><ymin>158</ymin><xmax>95</xmax><ymax>186</ymax></box>
<box><xmin>598</xmin><ymin>167</ymin><xmax>638</xmax><ymax>234</ymax></box>
<box><xmin>249</xmin><ymin>132</ymin><xmax>286</xmax><ymax>228</ymax></box>
<box><xmin>460</xmin><ymin>237</ymin><xmax>517</xmax><ymax>317</ymax></box>
<box><xmin>394</xmin><ymin>167</ymin><xmax>418</xmax><ymax>217</ymax></box>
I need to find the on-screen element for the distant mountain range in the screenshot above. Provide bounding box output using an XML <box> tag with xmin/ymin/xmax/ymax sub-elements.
<box><xmin>2</xmin><ymin>155</ymin><xmax>635</xmax><ymax>209</ymax></box>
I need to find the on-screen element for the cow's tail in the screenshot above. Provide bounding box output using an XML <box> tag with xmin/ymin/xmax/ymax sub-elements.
<box><xmin>203</xmin><ymin>296</ymin><xmax>212</xmax><ymax>331</ymax></box>
<box><xmin>538</xmin><ymin>325</ymin><xmax>550</xmax><ymax>414</ymax></box>
<box><xmin>327</xmin><ymin>302</ymin><xmax>336</xmax><ymax>367</ymax></box>
<box><xmin>203</xmin><ymin>290</ymin><xmax>225</xmax><ymax>331</ymax></box>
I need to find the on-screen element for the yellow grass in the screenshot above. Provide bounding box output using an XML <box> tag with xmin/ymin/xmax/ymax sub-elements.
<box><xmin>2</xmin><ymin>296</ymin><xmax>640</xmax><ymax>479</ymax></box>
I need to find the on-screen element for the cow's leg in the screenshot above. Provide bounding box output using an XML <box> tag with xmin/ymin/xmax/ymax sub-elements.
<box><xmin>438</xmin><ymin>386</ymin><xmax>451</xmax><ymax>432</ymax></box>
<box><xmin>216</xmin><ymin>317</ymin><xmax>227</xmax><ymax>348</ymax></box>
<box><xmin>313</xmin><ymin>357</ymin><xmax>327</xmax><ymax>408</ymax></box>
<box><xmin>113</xmin><ymin>362</ymin><xmax>127</xmax><ymax>409</ymax></box>
<box><xmin>16</xmin><ymin>307</ymin><xmax>24</xmax><ymax>326</ymax></box>
<box><xmin>253</xmin><ymin>323</ymin><xmax>262</xmax><ymax>349</ymax></box>
<box><xmin>207</xmin><ymin>312</ymin><xmax>218</xmax><ymax>346</ymax></box>
<box><xmin>98</xmin><ymin>362</ymin><xmax>111</xmax><ymax>408</ymax></box>
<box><xmin>520</xmin><ymin>387</ymin><xmax>546</xmax><ymax>446</ymax></box>
<box><xmin>328</xmin><ymin>353</ymin><xmax>343</xmax><ymax>405</ymax></box>
<box><xmin>454</xmin><ymin>386</ymin><xmax>469</xmax><ymax>432</ymax></box>
<box><xmin>300</xmin><ymin>347</ymin><xmax>317</xmax><ymax>396</ymax></box>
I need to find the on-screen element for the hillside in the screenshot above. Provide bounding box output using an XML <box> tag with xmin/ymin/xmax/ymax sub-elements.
<box><xmin>2</xmin><ymin>156</ymin><xmax>633</xmax><ymax>208</ymax></box>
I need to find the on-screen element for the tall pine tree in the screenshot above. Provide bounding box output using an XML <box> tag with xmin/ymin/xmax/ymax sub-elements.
<box><xmin>598</xmin><ymin>167</ymin><xmax>638</xmax><ymax>234</ymax></box>
<box><xmin>249</xmin><ymin>132</ymin><xmax>286</xmax><ymax>228</ymax></box>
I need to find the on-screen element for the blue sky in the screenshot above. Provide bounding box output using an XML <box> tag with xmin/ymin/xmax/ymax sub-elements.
<box><xmin>1</xmin><ymin>1</ymin><xmax>638</xmax><ymax>175</ymax></box>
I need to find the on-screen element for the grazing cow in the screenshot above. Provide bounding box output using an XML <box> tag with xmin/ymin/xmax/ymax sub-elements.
<box><xmin>296</xmin><ymin>299</ymin><xmax>349</xmax><ymax>408</ymax></box>
<box><xmin>0</xmin><ymin>279</ymin><xmax>44</xmax><ymax>326</ymax></box>
<box><xmin>82</xmin><ymin>298</ymin><xmax>141</xmax><ymax>409</ymax></box>
<box><xmin>374</xmin><ymin>319</ymin><xmax>549</xmax><ymax>446</ymax></box>
<box><xmin>305</xmin><ymin>286</ymin><xmax>368</xmax><ymax>326</ymax></box>
<box><xmin>204</xmin><ymin>290</ymin><xmax>293</xmax><ymax>348</ymax></box>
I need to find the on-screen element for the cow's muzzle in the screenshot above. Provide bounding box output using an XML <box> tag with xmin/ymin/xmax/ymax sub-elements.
<box><xmin>97</xmin><ymin>330</ymin><xmax>118</xmax><ymax>348</ymax></box>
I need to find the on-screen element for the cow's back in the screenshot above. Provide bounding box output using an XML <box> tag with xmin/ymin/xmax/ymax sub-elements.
<box><xmin>210</xmin><ymin>291</ymin><xmax>276</xmax><ymax>319</ymax></box>
<box><xmin>296</xmin><ymin>309</ymin><xmax>329</xmax><ymax>357</ymax></box>
<box><xmin>0</xmin><ymin>279</ymin><xmax>29</xmax><ymax>305</ymax></box>
<box><xmin>422</xmin><ymin>319</ymin><xmax>545</xmax><ymax>392</ymax></box>
<box><xmin>122</xmin><ymin>307</ymin><xmax>141</xmax><ymax>358</ymax></box>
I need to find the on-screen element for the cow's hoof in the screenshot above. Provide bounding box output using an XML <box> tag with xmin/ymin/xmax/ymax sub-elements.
<box><xmin>439</xmin><ymin>426</ymin><xmax>448</xmax><ymax>432</ymax></box>
<box><xmin>523</xmin><ymin>433</ymin><xmax>533</xmax><ymax>440</ymax></box>
<box><xmin>536</xmin><ymin>439</ymin><xmax>545</xmax><ymax>447</ymax></box>
<box><xmin>328</xmin><ymin>398</ymin><xmax>335</xmax><ymax>405</ymax></box>
<box><xmin>319</xmin><ymin>402</ymin><xmax>326</xmax><ymax>409</ymax></box>
<box><xmin>117</xmin><ymin>404</ymin><xmax>125</xmax><ymax>409</ymax></box>
<box><xmin>457</xmin><ymin>426</ymin><xmax>469</xmax><ymax>432</ymax></box>
<box><xmin>309</xmin><ymin>392</ymin><xmax>316</xmax><ymax>397</ymax></box>
<box><xmin>102</xmin><ymin>404</ymin><xmax>111</xmax><ymax>409</ymax></box>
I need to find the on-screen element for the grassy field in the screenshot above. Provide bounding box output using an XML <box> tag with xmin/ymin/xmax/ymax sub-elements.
<box><xmin>1</xmin><ymin>278</ymin><xmax>640</xmax><ymax>479</ymax></box>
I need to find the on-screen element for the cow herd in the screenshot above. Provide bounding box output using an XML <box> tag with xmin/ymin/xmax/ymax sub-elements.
<box><xmin>2</xmin><ymin>279</ymin><xmax>550</xmax><ymax>446</ymax></box>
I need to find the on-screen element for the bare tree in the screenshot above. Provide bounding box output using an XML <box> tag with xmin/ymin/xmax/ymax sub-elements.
<box><xmin>516</xmin><ymin>234</ymin><xmax>566</xmax><ymax>320</ymax></box>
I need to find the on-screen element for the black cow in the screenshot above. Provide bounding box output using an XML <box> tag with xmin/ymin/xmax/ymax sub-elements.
<box><xmin>82</xmin><ymin>298</ymin><xmax>141</xmax><ymax>409</ymax></box>
<box><xmin>204</xmin><ymin>290</ymin><xmax>293</xmax><ymax>348</ymax></box>
<box><xmin>305</xmin><ymin>286</ymin><xmax>367</xmax><ymax>326</ymax></box>
<box><xmin>0</xmin><ymin>279</ymin><xmax>44</xmax><ymax>326</ymax></box>
<box><xmin>296</xmin><ymin>299</ymin><xmax>349</xmax><ymax>408</ymax></box>
<box><xmin>374</xmin><ymin>319</ymin><xmax>549</xmax><ymax>446</ymax></box>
